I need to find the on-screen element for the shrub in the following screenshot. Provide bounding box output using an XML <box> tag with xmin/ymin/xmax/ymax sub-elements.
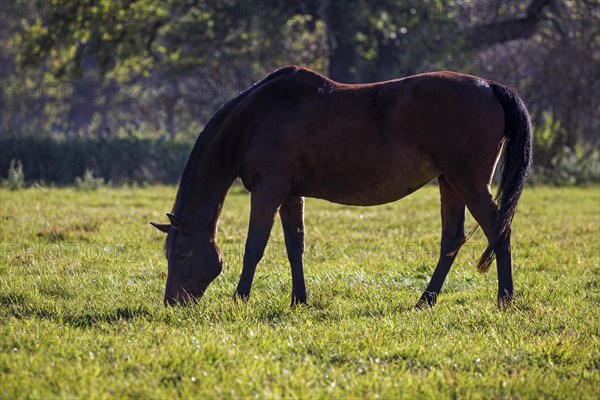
<box><xmin>531</xmin><ymin>113</ymin><xmax>600</xmax><ymax>185</ymax></box>
<box><xmin>0</xmin><ymin>134</ymin><xmax>194</xmax><ymax>185</ymax></box>
<box><xmin>4</xmin><ymin>159</ymin><xmax>25</xmax><ymax>190</ymax></box>
<box><xmin>75</xmin><ymin>169</ymin><xmax>106</xmax><ymax>191</ymax></box>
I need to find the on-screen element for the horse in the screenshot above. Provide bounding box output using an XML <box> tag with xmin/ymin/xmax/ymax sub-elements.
<box><xmin>151</xmin><ymin>65</ymin><xmax>532</xmax><ymax>308</ymax></box>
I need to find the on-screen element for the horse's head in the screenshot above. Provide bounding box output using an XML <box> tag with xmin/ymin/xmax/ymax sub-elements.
<box><xmin>151</xmin><ymin>213</ymin><xmax>223</xmax><ymax>306</ymax></box>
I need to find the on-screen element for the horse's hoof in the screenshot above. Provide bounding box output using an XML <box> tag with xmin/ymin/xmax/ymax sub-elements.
<box><xmin>497</xmin><ymin>292</ymin><xmax>515</xmax><ymax>310</ymax></box>
<box><xmin>233</xmin><ymin>292</ymin><xmax>250</xmax><ymax>303</ymax></box>
<box><xmin>290</xmin><ymin>295</ymin><xmax>307</xmax><ymax>307</ymax></box>
<box><xmin>415</xmin><ymin>292</ymin><xmax>437</xmax><ymax>310</ymax></box>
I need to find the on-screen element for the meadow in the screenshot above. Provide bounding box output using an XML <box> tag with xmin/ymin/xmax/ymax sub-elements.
<box><xmin>1</xmin><ymin>184</ymin><xmax>598</xmax><ymax>398</ymax></box>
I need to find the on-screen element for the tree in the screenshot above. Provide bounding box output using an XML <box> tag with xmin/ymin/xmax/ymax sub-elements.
<box><xmin>3</xmin><ymin>0</ymin><xmax>597</xmax><ymax>153</ymax></box>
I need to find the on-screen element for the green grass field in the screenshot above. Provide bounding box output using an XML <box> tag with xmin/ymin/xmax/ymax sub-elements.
<box><xmin>1</xmin><ymin>184</ymin><xmax>598</xmax><ymax>398</ymax></box>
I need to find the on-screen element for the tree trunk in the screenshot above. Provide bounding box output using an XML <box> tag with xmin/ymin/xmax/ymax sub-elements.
<box><xmin>165</xmin><ymin>80</ymin><xmax>180</xmax><ymax>139</ymax></box>
<box><xmin>323</xmin><ymin>0</ymin><xmax>361</xmax><ymax>83</ymax></box>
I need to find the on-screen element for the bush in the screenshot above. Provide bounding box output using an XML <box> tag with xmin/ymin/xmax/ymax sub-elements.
<box><xmin>533</xmin><ymin>146</ymin><xmax>599</xmax><ymax>185</ymax></box>
<box><xmin>4</xmin><ymin>159</ymin><xmax>25</xmax><ymax>190</ymax></box>
<box><xmin>5</xmin><ymin>159</ymin><xmax>25</xmax><ymax>189</ymax></box>
<box><xmin>75</xmin><ymin>168</ymin><xmax>106</xmax><ymax>191</ymax></box>
<box><xmin>531</xmin><ymin>113</ymin><xmax>600</xmax><ymax>185</ymax></box>
<box><xmin>0</xmin><ymin>134</ymin><xmax>194</xmax><ymax>185</ymax></box>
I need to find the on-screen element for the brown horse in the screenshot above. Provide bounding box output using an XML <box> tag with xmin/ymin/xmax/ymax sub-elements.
<box><xmin>151</xmin><ymin>66</ymin><xmax>532</xmax><ymax>308</ymax></box>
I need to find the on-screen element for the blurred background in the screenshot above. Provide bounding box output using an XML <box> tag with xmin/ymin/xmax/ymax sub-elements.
<box><xmin>0</xmin><ymin>0</ymin><xmax>598</xmax><ymax>186</ymax></box>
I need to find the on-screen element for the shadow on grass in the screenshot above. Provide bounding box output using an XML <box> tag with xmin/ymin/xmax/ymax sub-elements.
<box><xmin>62</xmin><ymin>306</ymin><xmax>156</xmax><ymax>328</ymax></box>
<box><xmin>1</xmin><ymin>293</ymin><xmax>156</xmax><ymax>328</ymax></box>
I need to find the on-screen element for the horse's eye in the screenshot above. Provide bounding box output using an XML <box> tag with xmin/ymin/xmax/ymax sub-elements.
<box><xmin>178</xmin><ymin>252</ymin><xmax>190</xmax><ymax>262</ymax></box>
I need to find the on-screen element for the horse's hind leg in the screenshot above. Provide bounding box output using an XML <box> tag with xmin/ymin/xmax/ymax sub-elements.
<box><xmin>454</xmin><ymin>185</ymin><xmax>514</xmax><ymax>306</ymax></box>
<box><xmin>416</xmin><ymin>176</ymin><xmax>466</xmax><ymax>308</ymax></box>
<box><xmin>279</xmin><ymin>196</ymin><xmax>307</xmax><ymax>306</ymax></box>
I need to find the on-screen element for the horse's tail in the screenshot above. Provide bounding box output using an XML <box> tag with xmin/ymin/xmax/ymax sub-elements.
<box><xmin>477</xmin><ymin>84</ymin><xmax>533</xmax><ymax>273</ymax></box>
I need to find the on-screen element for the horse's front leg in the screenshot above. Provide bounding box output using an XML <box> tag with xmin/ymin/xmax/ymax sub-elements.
<box><xmin>234</xmin><ymin>190</ymin><xmax>285</xmax><ymax>302</ymax></box>
<box><xmin>280</xmin><ymin>196</ymin><xmax>307</xmax><ymax>306</ymax></box>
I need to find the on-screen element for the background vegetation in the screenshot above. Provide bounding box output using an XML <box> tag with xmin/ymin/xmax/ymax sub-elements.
<box><xmin>1</xmin><ymin>185</ymin><xmax>599</xmax><ymax>398</ymax></box>
<box><xmin>1</xmin><ymin>0</ymin><xmax>599</xmax><ymax>185</ymax></box>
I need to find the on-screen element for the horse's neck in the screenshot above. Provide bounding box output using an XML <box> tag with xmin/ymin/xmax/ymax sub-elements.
<box><xmin>179</xmin><ymin>136</ymin><xmax>236</xmax><ymax>237</ymax></box>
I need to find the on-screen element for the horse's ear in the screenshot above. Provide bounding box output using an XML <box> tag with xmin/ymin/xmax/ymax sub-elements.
<box><xmin>150</xmin><ymin>222</ymin><xmax>170</xmax><ymax>233</ymax></box>
<box><xmin>166</xmin><ymin>213</ymin><xmax>189</xmax><ymax>234</ymax></box>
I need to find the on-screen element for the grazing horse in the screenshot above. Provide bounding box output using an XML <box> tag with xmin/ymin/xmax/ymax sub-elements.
<box><xmin>151</xmin><ymin>66</ymin><xmax>532</xmax><ymax>308</ymax></box>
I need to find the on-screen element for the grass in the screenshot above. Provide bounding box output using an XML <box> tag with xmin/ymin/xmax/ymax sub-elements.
<box><xmin>1</xmin><ymin>184</ymin><xmax>599</xmax><ymax>398</ymax></box>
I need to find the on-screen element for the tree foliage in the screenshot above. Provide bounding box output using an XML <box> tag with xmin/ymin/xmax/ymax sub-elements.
<box><xmin>0</xmin><ymin>0</ymin><xmax>598</xmax><ymax>183</ymax></box>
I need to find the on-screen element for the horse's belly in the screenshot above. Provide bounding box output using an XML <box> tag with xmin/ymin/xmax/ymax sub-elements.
<box><xmin>295</xmin><ymin>158</ymin><xmax>439</xmax><ymax>206</ymax></box>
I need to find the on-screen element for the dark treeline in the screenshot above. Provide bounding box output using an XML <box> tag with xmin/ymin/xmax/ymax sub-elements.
<box><xmin>0</xmin><ymin>0</ymin><xmax>598</xmax><ymax>185</ymax></box>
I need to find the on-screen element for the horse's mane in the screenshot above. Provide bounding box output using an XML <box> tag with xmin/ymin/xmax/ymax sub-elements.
<box><xmin>171</xmin><ymin>66</ymin><xmax>300</xmax><ymax>218</ymax></box>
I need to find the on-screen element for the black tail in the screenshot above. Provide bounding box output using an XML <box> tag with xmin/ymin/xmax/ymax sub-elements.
<box><xmin>477</xmin><ymin>84</ymin><xmax>533</xmax><ymax>272</ymax></box>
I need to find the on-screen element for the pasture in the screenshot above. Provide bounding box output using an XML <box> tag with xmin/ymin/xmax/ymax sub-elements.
<box><xmin>1</xmin><ymin>184</ymin><xmax>598</xmax><ymax>398</ymax></box>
